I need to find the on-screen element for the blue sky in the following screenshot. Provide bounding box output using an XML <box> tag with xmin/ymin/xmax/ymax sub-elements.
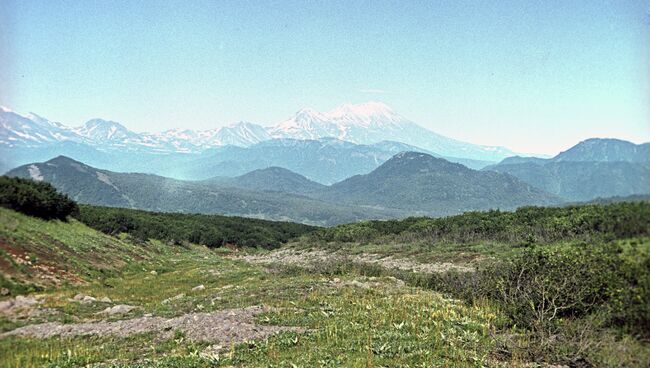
<box><xmin>1</xmin><ymin>0</ymin><xmax>648</xmax><ymax>154</ymax></box>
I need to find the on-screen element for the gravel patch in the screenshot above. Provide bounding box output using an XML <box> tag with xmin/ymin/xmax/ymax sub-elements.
<box><xmin>1</xmin><ymin>305</ymin><xmax>301</xmax><ymax>346</ymax></box>
<box><xmin>239</xmin><ymin>248</ymin><xmax>474</xmax><ymax>274</ymax></box>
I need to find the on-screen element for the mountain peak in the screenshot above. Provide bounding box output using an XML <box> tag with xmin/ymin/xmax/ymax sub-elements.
<box><xmin>292</xmin><ymin>108</ymin><xmax>327</xmax><ymax>123</ymax></box>
<box><xmin>76</xmin><ymin>118</ymin><xmax>135</xmax><ymax>141</ymax></box>
<box><xmin>46</xmin><ymin>155</ymin><xmax>85</xmax><ymax>166</ymax></box>
<box><xmin>553</xmin><ymin>138</ymin><xmax>650</xmax><ymax>163</ymax></box>
<box><xmin>82</xmin><ymin>118</ymin><xmax>127</xmax><ymax>130</ymax></box>
<box><xmin>377</xmin><ymin>151</ymin><xmax>467</xmax><ymax>175</ymax></box>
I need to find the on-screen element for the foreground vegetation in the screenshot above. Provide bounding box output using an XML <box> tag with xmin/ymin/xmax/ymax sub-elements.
<box><xmin>288</xmin><ymin>201</ymin><xmax>650</xmax><ymax>366</ymax></box>
<box><xmin>1</xmin><ymin>208</ymin><xmax>502</xmax><ymax>367</ymax></box>
<box><xmin>0</xmin><ymin>177</ymin><xmax>318</xmax><ymax>250</ymax></box>
<box><xmin>1</xmin><ymin>178</ymin><xmax>649</xmax><ymax>367</ymax></box>
<box><xmin>0</xmin><ymin>177</ymin><xmax>78</xmax><ymax>221</ymax></box>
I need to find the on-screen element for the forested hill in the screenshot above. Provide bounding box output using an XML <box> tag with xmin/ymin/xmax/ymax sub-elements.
<box><xmin>316</xmin><ymin>151</ymin><xmax>561</xmax><ymax>215</ymax></box>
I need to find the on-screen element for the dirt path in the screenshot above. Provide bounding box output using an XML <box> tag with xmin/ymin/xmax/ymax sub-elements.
<box><xmin>239</xmin><ymin>248</ymin><xmax>474</xmax><ymax>273</ymax></box>
<box><xmin>1</xmin><ymin>305</ymin><xmax>300</xmax><ymax>349</ymax></box>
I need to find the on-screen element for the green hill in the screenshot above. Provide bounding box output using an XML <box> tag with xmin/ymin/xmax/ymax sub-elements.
<box><xmin>204</xmin><ymin>166</ymin><xmax>326</xmax><ymax>195</ymax></box>
<box><xmin>317</xmin><ymin>151</ymin><xmax>561</xmax><ymax>215</ymax></box>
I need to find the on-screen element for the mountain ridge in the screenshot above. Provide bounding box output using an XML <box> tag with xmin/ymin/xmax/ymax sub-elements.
<box><xmin>1</xmin><ymin>102</ymin><xmax>519</xmax><ymax>161</ymax></box>
<box><xmin>5</xmin><ymin>153</ymin><xmax>564</xmax><ymax>222</ymax></box>
<box><xmin>485</xmin><ymin>139</ymin><xmax>650</xmax><ymax>201</ymax></box>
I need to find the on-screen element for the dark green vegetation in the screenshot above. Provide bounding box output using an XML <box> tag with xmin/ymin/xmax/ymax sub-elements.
<box><xmin>486</xmin><ymin>139</ymin><xmax>650</xmax><ymax>202</ymax></box>
<box><xmin>5</xmin><ymin>157</ymin><xmax>403</xmax><ymax>226</ymax></box>
<box><xmin>76</xmin><ymin>205</ymin><xmax>316</xmax><ymax>249</ymax></box>
<box><xmin>304</xmin><ymin>201</ymin><xmax>650</xmax><ymax>244</ymax></box>
<box><xmin>0</xmin><ymin>176</ymin><xmax>78</xmax><ymax>220</ymax></box>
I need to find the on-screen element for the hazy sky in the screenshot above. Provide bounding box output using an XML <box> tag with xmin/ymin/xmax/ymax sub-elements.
<box><xmin>1</xmin><ymin>0</ymin><xmax>648</xmax><ymax>154</ymax></box>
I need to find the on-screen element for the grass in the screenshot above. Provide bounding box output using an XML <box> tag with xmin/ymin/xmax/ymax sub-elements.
<box><xmin>1</xmin><ymin>245</ymin><xmax>502</xmax><ymax>367</ymax></box>
<box><xmin>0</xmin><ymin>207</ymin><xmax>167</xmax><ymax>295</ymax></box>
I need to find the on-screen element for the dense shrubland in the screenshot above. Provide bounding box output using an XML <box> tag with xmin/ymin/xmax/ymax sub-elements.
<box><xmin>0</xmin><ymin>176</ymin><xmax>78</xmax><ymax>220</ymax></box>
<box><xmin>75</xmin><ymin>205</ymin><xmax>317</xmax><ymax>249</ymax></box>
<box><xmin>305</xmin><ymin>202</ymin><xmax>650</xmax><ymax>245</ymax></box>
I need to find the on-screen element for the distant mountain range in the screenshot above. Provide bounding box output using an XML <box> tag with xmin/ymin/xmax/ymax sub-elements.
<box><xmin>6</xmin><ymin>152</ymin><xmax>563</xmax><ymax>223</ymax></box>
<box><xmin>5</xmin><ymin>156</ymin><xmax>404</xmax><ymax>226</ymax></box>
<box><xmin>3</xmin><ymin>102</ymin><xmax>649</xmax><ymax>222</ymax></box>
<box><xmin>167</xmin><ymin>138</ymin><xmax>493</xmax><ymax>184</ymax></box>
<box><xmin>1</xmin><ymin>135</ymin><xmax>493</xmax><ymax>184</ymax></box>
<box><xmin>1</xmin><ymin>102</ymin><xmax>518</xmax><ymax>163</ymax></box>
<box><xmin>485</xmin><ymin>139</ymin><xmax>650</xmax><ymax>202</ymax></box>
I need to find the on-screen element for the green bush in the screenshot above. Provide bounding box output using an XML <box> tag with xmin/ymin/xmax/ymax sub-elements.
<box><xmin>0</xmin><ymin>176</ymin><xmax>78</xmax><ymax>220</ymax></box>
<box><xmin>75</xmin><ymin>205</ymin><xmax>317</xmax><ymax>249</ymax></box>
<box><xmin>481</xmin><ymin>245</ymin><xmax>622</xmax><ymax>330</ymax></box>
<box><xmin>422</xmin><ymin>242</ymin><xmax>649</xmax><ymax>337</ymax></box>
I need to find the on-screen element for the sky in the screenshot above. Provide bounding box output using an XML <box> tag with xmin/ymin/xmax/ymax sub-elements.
<box><xmin>1</xmin><ymin>0</ymin><xmax>648</xmax><ymax>155</ymax></box>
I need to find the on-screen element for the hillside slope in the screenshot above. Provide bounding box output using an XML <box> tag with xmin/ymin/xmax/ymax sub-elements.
<box><xmin>317</xmin><ymin>152</ymin><xmax>561</xmax><ymax>216</ymax></box>
<box><xmin>204</xmin><ymin>166</ymin><xmax>326</xmax><ymax>195</ymax></box>
<box><xmin>0</xmin><ymin>207</ymin><xmax>160</xmax><ymax>294</ymax></box>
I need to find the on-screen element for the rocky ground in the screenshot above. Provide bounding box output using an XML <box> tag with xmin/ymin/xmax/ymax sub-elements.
<box><xmin>237</xmin><ymin>247</ymin><xmax>475</xmax><ymax>273</ymax></box>
<box><xmin>2</xmin><ymin>304</ymin><xmax>300</xmax><ymax>354</ymax></box>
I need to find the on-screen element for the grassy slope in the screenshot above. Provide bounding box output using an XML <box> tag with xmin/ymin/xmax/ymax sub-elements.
<box><xmin>0</xmin><ymin>207</ymin><xmax>168</xmax><ymax>295</ymax></box>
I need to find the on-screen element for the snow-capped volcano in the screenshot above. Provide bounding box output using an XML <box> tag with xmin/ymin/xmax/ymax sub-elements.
<box><xmin>268</xmin><ymin>102</ymin><xmax>515</xmax><ymax>160</ymax></box>
<box><xmin>270</xmin><ymin>102</ymin><xmax>407</xmax><ymax>139</ymax></box>
<box><xmin>0</xmin><ymin>102</ymin><xmax>518</xmax><ymax>161</ymax></box>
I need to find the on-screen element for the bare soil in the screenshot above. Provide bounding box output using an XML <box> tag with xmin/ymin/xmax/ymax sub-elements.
<box><xmin>1</xmin><ymin>305</ymin><xmax>301</xmax><ymax>349</ymax></box>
